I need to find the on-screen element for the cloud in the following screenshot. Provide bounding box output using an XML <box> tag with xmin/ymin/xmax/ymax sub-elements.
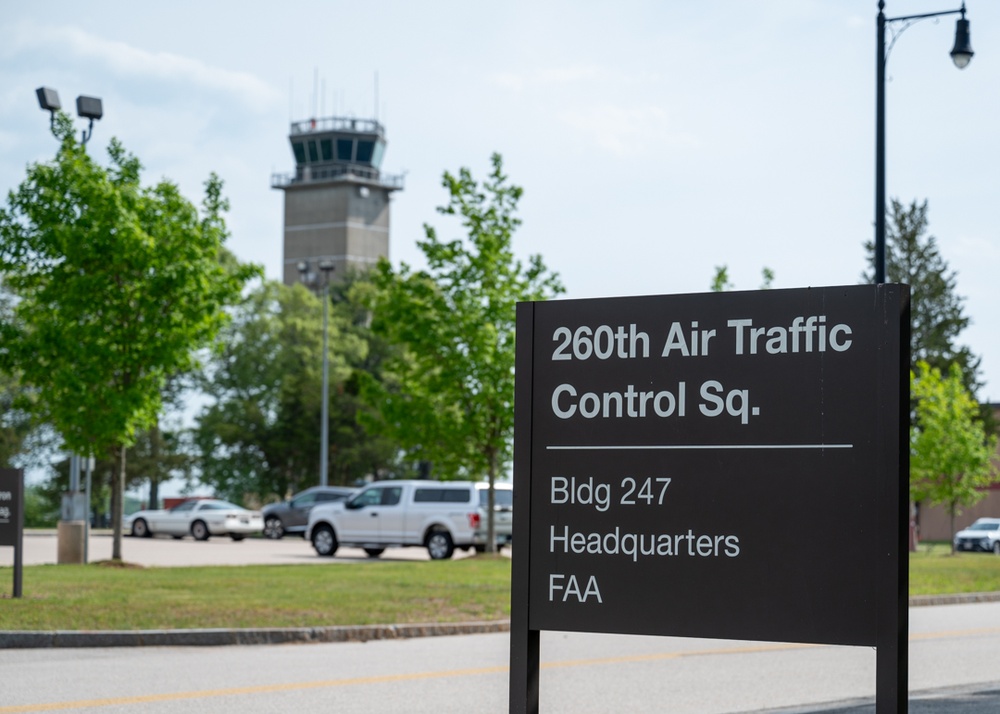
<box><xmin>4</xmin><ymin>21</ymin><xmax>280</xmax><ymax>110</ymax></box>
<box><xmin>557</xmin><ymin>104</ymin><xmax>696</xmax><ymax>157</ymax></box>
<box><xmin>490</xmin><ymin>65</ymin><xmax>614</xmax><ymax>92</ymax></box>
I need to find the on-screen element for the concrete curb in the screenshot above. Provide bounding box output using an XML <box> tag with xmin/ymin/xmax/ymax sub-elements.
<box><xmin>0</xmin><ymin>619</ymin><xmax>510</xmax><ymax>649</ymax></box>
<box><xmin>908</xmin><ymin>591</ymin><xmax>1000</xmax><ymax>606</ymax></box>
<box><xmin>3</xmin><ymin>594</ymin><xmax>998</xmax><ymax>649</ymax></box>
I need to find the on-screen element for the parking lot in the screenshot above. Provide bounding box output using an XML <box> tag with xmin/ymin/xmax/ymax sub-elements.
<box><xmin>4</xmin><ymin>529</ymin><xmax>489</xmax><ymax>568</ymax></box>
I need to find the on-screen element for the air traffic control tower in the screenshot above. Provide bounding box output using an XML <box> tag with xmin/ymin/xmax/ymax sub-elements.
<box><xmin>271</xmin><ymin>116</ymin><xmax>404</xmax><ymax>286</ymax></box>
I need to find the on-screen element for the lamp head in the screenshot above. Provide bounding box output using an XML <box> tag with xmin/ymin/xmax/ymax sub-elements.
<box><xmin>951</xmin><ymin>8</ymin><xmax>974</xmax><ymax>69</ymax></box>
<box><xmin>76</xmin><ymin>95</ymin><xmax>103</xmax><ymax>120</ymax></box>
<box><xmin>36</xmin><ymin>87</ymin><xmax>61</xmax><ymax>112</ymax></box>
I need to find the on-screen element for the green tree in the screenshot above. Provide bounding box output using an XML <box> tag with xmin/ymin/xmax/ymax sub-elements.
<box><xmin>362</xmin><ymin>153</ymin><xmax>564</xmax><ymax>552</ymax></box>
<box><xmin>910</xmin><ymin>361</ymin><xmax>998</xmax><ymax>553</ymax></box>
<box><xmin>710</xmin><ymin>266</ymin><xmax>774</xmax><ymax>292</ymax></box>
<box><xmin>865</xmin><ymin>199</ymin><xmax>980</xmax><ymax>394</ymax></box>
<box><xmin>194</xmin><ymin>279</ymin><xmax>394</xmax><ymax>501</ymax></box>
<box><xmin>0</xmin><ymin>114</ymin><xmax>258</xmax><ymax>559</ymax></box>
<box><xmin>0</xmin><ymin>281</ymin><xmax>37</xmax><ymax>467</ymax></box>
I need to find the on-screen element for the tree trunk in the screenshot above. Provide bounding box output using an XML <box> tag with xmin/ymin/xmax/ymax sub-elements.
<box><xmin>111</xmin><ymin>444</ymin><xmax>126</xmax><ymax>560</ymax></box>
<box><xmin>149</xmin><ymin>421</ymin><xmax>161</xmax><ymax>510</ymax></box>
<box><xmin>949</xmin><ymin>501</ymin><xmax>957</xmax><ymax>556</ymax></box>
<box><xmin>486</xmin><ymin>451</ymin><xmax>497</xmax><ymax>555</ymax></box>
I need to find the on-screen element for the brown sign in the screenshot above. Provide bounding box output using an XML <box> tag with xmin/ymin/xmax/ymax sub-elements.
<box><xmin>510</xmin><ymin>285</ymin><xmax>909</xmax><ymax>712</ymax></box>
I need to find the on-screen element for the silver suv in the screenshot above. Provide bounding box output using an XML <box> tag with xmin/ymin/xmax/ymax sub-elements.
<box><xmin>954</xmin><ymin>518</ymin><xmax>1000</xmax><ymax>554</ymax></box>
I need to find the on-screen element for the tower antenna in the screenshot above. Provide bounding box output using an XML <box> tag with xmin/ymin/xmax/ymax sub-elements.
<box><xmin>312</xmin><ymin>67</ymin><xmax>318</xmax><ymax>118</ymax></box>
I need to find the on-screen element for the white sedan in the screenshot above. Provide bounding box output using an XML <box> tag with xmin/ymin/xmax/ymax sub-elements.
<box><xmin>126</xmin><ymin>499</ymin><xmax>263</xmax><ymax>541</ymax></box>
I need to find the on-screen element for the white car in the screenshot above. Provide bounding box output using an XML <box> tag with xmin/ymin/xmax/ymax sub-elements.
<box><xmin>954</xmin><ymin>518</ymin><xmax>1000</xmax><ymax>554</ymax></box>
<box><xmin>126</xmin><ymin>499</ymin><xmax>263</xmax><ymax>541</ymax></box>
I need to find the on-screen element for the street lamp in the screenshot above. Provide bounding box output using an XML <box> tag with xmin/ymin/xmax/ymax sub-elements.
<box><xmin>875</xmin><ymin>1</ymin><xmax>973</xmax><ymax>283</ymax></box>
<box><xmin>35</xmin><ymin>86</ymin><xmax>104</xmax><ymax>145</ymax></box>
<box><xmin>297</xmin><ymin>259</ymin><xmax>336</xmax><ymax>486</ymax></box>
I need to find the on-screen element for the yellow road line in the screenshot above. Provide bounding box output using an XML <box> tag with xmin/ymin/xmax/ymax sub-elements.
<box><xmin>2</xmin><ymin>629</ymin><xmax>997</xmax><ymax>713</ymax></box>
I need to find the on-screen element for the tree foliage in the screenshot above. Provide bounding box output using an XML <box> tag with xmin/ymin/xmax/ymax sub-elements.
<box><xmin>194</xmin><ymin>279</ymin><xmax>396</xmax><ymax>502</ymax></box>
<box><xmin>910</xmin><ymin>361</ymin><xmax>998</xmax><ymax>552</ymax></box>
<box><xmin>362</xmin><ymin>153</ymin><xmax>564</xmax><ymax>551</ymax></box>
<box><xmin>710</xmin><ymin>266</ymin><xmax>774</xmax><ymax>292</ymax></box>
<box><xmin>865</xmin><ymin>199</ymin><xmax>980</xmax><ymax>394</ymax></box>
<box><xmin>0</xmin><ymin>114</ymin><xmax>258</xmax><ymax>557</ymax></box>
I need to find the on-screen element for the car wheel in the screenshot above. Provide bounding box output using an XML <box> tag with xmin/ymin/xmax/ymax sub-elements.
<box><xmin>994</xmin><ymin>541</ymin><xmax>1000</xmax><ymax>556</ymax></box>
<box><xmin>426</xmin><ymin>530</ymin><xmax>454</xmax><ymax>560</ymax></box>
<box><xmin>131</xmin><ymin>518</ymin><xmax>150</xmax><ymax>538</ymax></box>
<box><xmin>311</xmin><ymin>524</ymin><xmax>338</xmax><ymax>557</ymax></box>
<box><xmin>230</xmin><ymin>534</ymin><xmax>245</xmax><ymax>541</ymax></box>
<box><xmin>263</xmin><ymin>516</ymin><xmax>284</xmax><ymax>540</ymax></box>
<box><xmin>191</xmin><ymin>520</ymin><xmax>210</xmax><ymax>541</ymax></box>
<box><xmin>364</xmin><ymin>548</ymin><xmax>384</xmax><ymax>558</ymax></box>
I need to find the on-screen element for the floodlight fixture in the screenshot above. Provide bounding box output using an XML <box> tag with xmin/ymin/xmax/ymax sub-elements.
<box><xmin>35</xmin><ymin>86</ymin><xmax>104</xmax><ymax>146</ymax></box>
<box><xmin>75</xmin><ymin>95</ymin><xmax>103</xmax><ymax>145</ymax></box>
<box><xmin>76</xmin><ymin>95</ymin><xmax>103</xmax><ymax>121</ymax></box>
<box><xmin>36</xmin><ymin>86</ymin><xmax>61</xmax><ymax>131</ymax></box>
<box><xmin>36</xmin><ymin>86</ymin><xmax>61</xmax><ymax>112</ymax></box>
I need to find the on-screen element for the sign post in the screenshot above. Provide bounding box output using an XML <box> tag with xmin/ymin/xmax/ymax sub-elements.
<box><xmin>510</xmin><ymin>285</ymin><xmax>909</xmax><ymax>713</ymax></box>
<box><xmin>0</xmin><ymin>468</ymin><xmax>25</xmax><ymax>598</ymax></box>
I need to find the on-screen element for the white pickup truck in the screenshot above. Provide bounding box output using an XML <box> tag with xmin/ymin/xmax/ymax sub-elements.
<box><xmin>306</xmin><ymin>480</ymin><xmax>510</xmax><ymax>560</ymax></box>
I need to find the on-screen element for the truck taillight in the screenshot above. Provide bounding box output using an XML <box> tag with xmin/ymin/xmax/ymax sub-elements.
<box><xmin>468</xmin><ymin>512</ymin><xmax>481</xmax><ymax>529</ymax></box>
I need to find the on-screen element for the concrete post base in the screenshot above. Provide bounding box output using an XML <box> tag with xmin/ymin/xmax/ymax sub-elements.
<box><xmin>57</xmin><ymin>520</ymin><xmax>86</xmax><ymax>564</ymax></box>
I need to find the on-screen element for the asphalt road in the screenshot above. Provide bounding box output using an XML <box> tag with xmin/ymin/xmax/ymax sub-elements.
<box><xmin>2</xmin><ymin>603</ymin><xmax>1000</xmax><ymax>713</ymax></box>
<box><xmin>4</xmin><ymin>532</ymin><xmax>1000</xmax><ymax>712</ymax></box>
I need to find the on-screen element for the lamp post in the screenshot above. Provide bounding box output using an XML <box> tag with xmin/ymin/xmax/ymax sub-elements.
<box><xmin>317</xmin><ymin>260</ymin><xmax>335</xmax><ymax>487</ymax></box>
<box><xmin>875</xmin><ymin>1</ymin><xmax>973</xmax><ymax>284</ymax></box>
<box><xmin>35</xmin><ymin>86</ymin><xmax>104</xmax><ymax>146</ymax></box>
<box><xmin>297</xmin><ymin>259</ymin><xmax>336</xmax><ymax>487</ymax></box>
<box><xmin>35</xmin><ymin>86</ymin><xmax>104</xmax><ymax>564</ymax></box>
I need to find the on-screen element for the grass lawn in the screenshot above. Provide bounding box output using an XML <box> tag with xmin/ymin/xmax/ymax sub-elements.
<box><xmin>0</xmin><ymin>556</ymin><xmax>511</xmax><ymax>631</ymax></box>
<box><xmin>2</xmin><ymin>548</ymin><xmax>999</xmax><ymax>631</ymax></box>
<box><xmin>909</xmin><ymin>542</ymin><xmax>1000</xmax><ymax>596</ymax></box>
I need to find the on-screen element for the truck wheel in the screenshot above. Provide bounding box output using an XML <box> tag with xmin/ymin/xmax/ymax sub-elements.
<box><xmin>312</xmin><ymin>524</ymin><xmax>338</xmax><ymax>557</ymax></box>
<box><xmin>426</xmin><ymin>530</ymin><xmax>454</xmax><ymax>560</ymax></box>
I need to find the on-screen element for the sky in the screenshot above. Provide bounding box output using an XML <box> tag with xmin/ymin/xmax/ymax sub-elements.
<box><xmin>2</xmin><ymin>0</ymin><xmax>998</xmax><ymax>406</ymax></box>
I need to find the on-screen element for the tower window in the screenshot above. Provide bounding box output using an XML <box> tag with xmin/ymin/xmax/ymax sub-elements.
<box><xmin>356</xmin><ymin>141</ymin><xmax>375</xmax><ymax>163</ymax></box>
<box><xmin>337</xmin><ymin>139</ymin><xmax>354</xmax><ymax>161</ymax></box>
<box><xmin>292</xmin><ymin>141</ymin><xmax>306</xmax><ymax>165</ymax></box>
<box><xmin>320</xmin><ymin>139</ymin><xmax>333</xmax><ymax>162</ymax></box>
<box><xmin>307</xmin><ymin>141</ymin><xmax>319</xmax><ymax>162</ymax></box>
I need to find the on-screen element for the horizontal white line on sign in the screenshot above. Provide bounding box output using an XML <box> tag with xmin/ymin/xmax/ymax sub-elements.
<box><xmin>545</xmin><ymin>444</ymin><xmax>853</xmax><ymax>450</ymax></box>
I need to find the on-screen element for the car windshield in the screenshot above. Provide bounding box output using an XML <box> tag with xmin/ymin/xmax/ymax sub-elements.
<box><xmin>969</xmin><ymin>522</ymin><xmax>1000</xmax><ymax>531</ymax></box>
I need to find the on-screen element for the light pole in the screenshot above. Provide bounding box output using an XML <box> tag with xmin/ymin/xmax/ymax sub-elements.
<box><xmin>875</xmin><ymin>1</ymin><xmax>973</xmax><ymax>283</ymax></box>
<box><xmin>36</xmin><ymin>86</ymin><xmax>103</xmax><ymax>564</ymax></box>
<box><xmin>318</xmin><ymin>260</ymin><xmax>335</xmax><ymax>487</ymax></box>
<box><xmin>297</xmin><ymin>259</ymin><xmax>336</xmax><ymax>486</ymax></box>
